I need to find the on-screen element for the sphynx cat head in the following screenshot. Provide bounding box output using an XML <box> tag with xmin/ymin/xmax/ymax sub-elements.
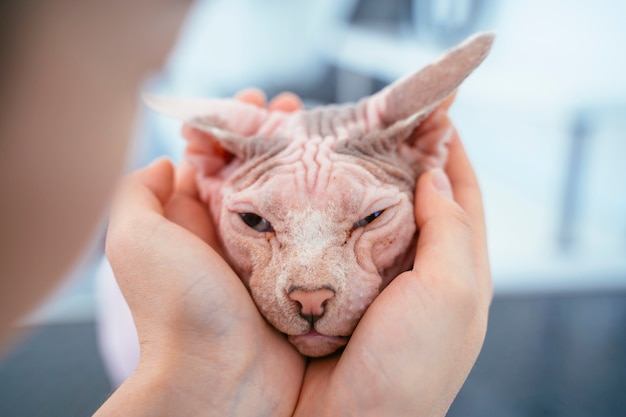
<box><xmin>145</xmin><ymin>32</ymin><xmax>494</xmax><ymax>357</ymax></box>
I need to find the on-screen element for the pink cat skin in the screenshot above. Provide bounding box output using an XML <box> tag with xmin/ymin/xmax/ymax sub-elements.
<box><xmin>143</xmin><ymin>32</ymin><xmax>494</xmax><ymax>357</ymax></box>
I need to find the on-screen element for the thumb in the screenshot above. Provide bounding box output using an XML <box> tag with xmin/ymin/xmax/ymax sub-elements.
<box><xmin>411</xmin><ymin>168</ymin><xmax>476</xmax><ymax>292</ymax></box>
<box><xmin>111</xmin><ymin>157</ymin><xmax>175</xmax><ymax>217</ymax></box>
<box><xmin>106</xmin><ymin>158</ymin><xmax>175</xmax><ymax>258</ymax></box>
<box><xmin>418</xmin><ymin>168</ymin><xmax>454</xmax><ymax>203</ymax></box>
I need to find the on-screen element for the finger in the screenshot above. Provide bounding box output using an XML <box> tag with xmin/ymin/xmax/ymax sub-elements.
<box><xmin>174</xmin><ymin>159</ymin><xmax>200</xmax><ymax>199</ymax></box>
<box><xmin>439</xmin><ymin>90</ymin><xmax>457</xmax><ymax>112</ymax></box>
<box><xmin>445</xmin><ymin>129</ymin><xmax>481</xmax><ymax>217</ymax></box>
<box><xmin>182</xmin><ymin>124</ymin><xmax>230</xmax><ymax>158</ymax></box>
<box><xmin>418</xmin><ymin>91</ymin><xmax>456</xmax><ymax>132</ymax></box>
<box><xmin>411</xmin><ymin>169</ymin><xmax>477</xmax><ymax>296</ymax></box>
<box><xmin>268</xmin><ymin>91</ymin><xmax>302</xmax><ymax>112</ymax></box>
<box><xmin>444</xmin><ymin>131</ymin><xmax>492</xmax><ymax>300</ymax></box>
<box><xmin>234</xmin><ymin>88</ymin><xmax>267</xmax><ymax>107</ymax></box>
<box><xmin>165</xmin><ymin>162</ymin><xmax>220</xmax><ymax>249</ymax></box>
<box><xmin>182</xmin><ymin>124</ymin><xmax>232</xmax><ymax>177</ymax></box>
<box><xmin>407</xmin><ymin>92</ymin><xmax>456</xmax><ymax>149</ymax></box>
<box><xmin>182</xmin><ymin>124</ymin><xmax>214</xmax><ymax>152</ymax></box>
<box><xmin>110</xmin><ymin>158</ymin><xmax>175</xmax><ymax>217</ymax></box>
<box><xmin>106</xmin><ymin>158</ymin><xmax>175</xmax><ymax>261</ymax></box>
<box><xmin>412</xmin><ymin>113</ymin><xmax>484</xmax><ymax>256</ymax></box>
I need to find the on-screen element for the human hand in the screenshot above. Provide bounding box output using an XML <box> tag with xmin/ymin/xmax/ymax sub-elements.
<box><xmin>293</xmin><ymin>97</ymin><xmax>492</xmax><ymax>417</ymax></box>
<box><xmin>97</xmin><ymin>91</ymin><xmax>306</xmax><ymax>417</ymax></box>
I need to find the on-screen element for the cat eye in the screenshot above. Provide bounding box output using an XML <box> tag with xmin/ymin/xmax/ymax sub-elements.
<box><xmin>240</xmin><ymin>212</ymin><xmax>273</xmax><ymax>232</ymax></box>
<box><xmin>353</xmin><ymin>210</ymin><xmax>384</xmax><ymax>229</ymax></box>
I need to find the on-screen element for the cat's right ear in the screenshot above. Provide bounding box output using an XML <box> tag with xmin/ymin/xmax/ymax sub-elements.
<box><xmin>181</xmin><ymin>123</ymin><xmax>234</xmax><ymax>177</ymax></box>
<box><xmin>143</xmin><ymin>95</ymin><xmax>276</xmax><ymax>160</ymax></box>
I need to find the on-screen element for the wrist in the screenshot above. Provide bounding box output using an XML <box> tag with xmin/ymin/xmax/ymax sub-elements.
<box><xmin>97</xmin><ymin>346</ymin><xmax>274</xmax><ymax>417</ymax></box>
<box><xmin>93</xmin><ymin>359</ymin><xmax>213</xmax><ymax>417</ymax></box>
<box><xmin>139</xmin><ymin>346</ymin><xmax>265</xmax><ymax>416</ymax></box>
<box><xmin>126</xmin><ymin>329</ymin><xmax>301</xmax><ymax>417</ymax></box>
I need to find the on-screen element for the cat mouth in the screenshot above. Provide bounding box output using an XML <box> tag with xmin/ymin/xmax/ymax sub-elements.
<box><xmin>287</xmin><ymin>331</ymin><xmax>349</xmax><ymax>357</ymax></box>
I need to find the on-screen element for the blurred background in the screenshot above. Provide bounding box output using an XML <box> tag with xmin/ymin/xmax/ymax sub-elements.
<box><xmin>1</xmin><ymin>0</ymin><xmax>625</xmax><ymax>415</ymax></box>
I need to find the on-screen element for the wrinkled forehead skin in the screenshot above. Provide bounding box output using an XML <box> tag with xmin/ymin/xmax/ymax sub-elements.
<box><xmin>225</xmin><ymin>100</ymin><xmax>420</xmax><ymax>193</ymax></box>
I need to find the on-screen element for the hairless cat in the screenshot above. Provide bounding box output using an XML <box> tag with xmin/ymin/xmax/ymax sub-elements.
<box><xmin>126</xmin><ymin>32</ymin><xmax>494</xmax><ymax>358</ymax></box>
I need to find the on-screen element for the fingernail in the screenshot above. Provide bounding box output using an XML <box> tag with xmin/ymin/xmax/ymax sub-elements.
<box><xmin>431</xmin><ymin>168</ymin><xmax>453</xmax><ymax>199</ymax></box>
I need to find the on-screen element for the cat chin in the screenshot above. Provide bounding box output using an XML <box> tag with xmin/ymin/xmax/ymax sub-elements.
<box><xmin>288</xmin><ymin>331</ymin><xmax>349</xmax><ymax>357</ymax></box>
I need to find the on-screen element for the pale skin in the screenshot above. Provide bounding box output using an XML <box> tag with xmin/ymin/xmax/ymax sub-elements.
<box><xmin>0</xmin><ymin>1</ymin><xmax>492</xmax><ymax>416</ymax></box>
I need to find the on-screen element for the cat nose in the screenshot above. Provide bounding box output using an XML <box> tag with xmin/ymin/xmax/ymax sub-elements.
<box><xmin>288</xmin><ymin>287</ymin><xmax>335</xmax><ymax>317</ymax></box>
